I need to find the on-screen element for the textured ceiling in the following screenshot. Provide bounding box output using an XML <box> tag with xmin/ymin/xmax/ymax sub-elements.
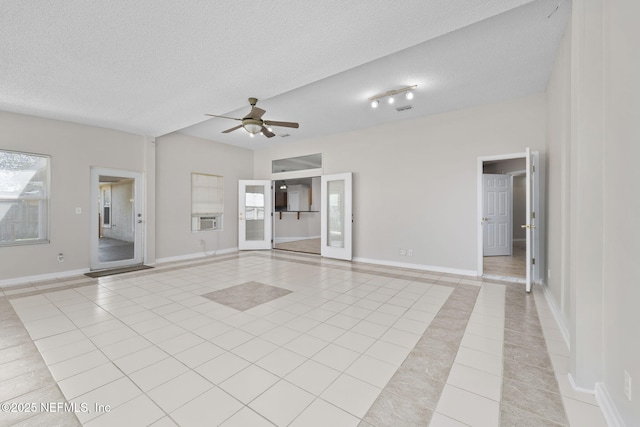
<box><xmin>1</xmin><ymin>0</ymin><xmax>570</xmax><ymax>149</ymax></box>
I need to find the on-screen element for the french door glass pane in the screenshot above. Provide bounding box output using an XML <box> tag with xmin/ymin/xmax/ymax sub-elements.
<box><xmin>245</xmin><ymin>185</ymin><xmax>265</xmax><ymax>241</ymax></box>
<box><xmin>327</xmin><ymin>180</ymin><xmax>344</xmax><ymax>248</ymax></box>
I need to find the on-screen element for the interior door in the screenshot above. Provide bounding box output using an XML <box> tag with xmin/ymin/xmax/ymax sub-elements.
<box><xmin>524</xmin><ymin>148</ymin><xmax>540</xmax><ymax>292</ymax></box>
<box><xmin>238</xmin><ymin>180</ymin><xmax>272</xmax><ymax>250</ymax></box>
<box><xmin>482</xmin><ymin>174</ymin><xmax>511</xmax><ymax>256</ymax></box>
<box><xmin>321</xmin><ymin>173</ymin><xmax>352</xmax><ymax>260</ymax></box>
<box><xmin>90</xmin><ymin>167</ymin><xmax>144</xmax><ymax>270</ymax></box>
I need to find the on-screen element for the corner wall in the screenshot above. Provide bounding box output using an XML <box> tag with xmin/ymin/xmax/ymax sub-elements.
<box><xmin>254</xmin><ymin>94</ymin><xmax>546</xmax><ymax>274</ymax></box>
<box><xmin>0</xmin><ymin>111</ymin><xmax>152</xmax><ymax>283</ymax></box>
<box><xmin>154</xmin><ymin>132</ymin><xmax>253</xmax><ymax>261</ymax></box>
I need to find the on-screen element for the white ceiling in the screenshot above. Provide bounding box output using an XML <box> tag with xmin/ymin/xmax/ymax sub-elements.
<box><xmin>1</xmin><ymin>0</ymin><xmax>570</xmax><ymax>150</ymax></box>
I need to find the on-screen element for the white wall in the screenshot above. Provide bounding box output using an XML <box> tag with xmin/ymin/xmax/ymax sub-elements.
<box><xmin>0</xmin><ymin>111</ymin><xmax>153</xmax><ymax>283</ymax></box>
<box><xmin>601</xmin><ymin>0</ymin><xmax>640</xmax><ymax>423</ymax></box>
<box><xmin>274</xmin><ymin>213</ymin><xmax>320</xmax><ymax>243</ymax></box>
<box><xmin>155</xmin><ymin>132</ymin><xmax>253</xmax><ymax>261</ymax></box>
<box><xmin>102</xmin><ymin>181</ymin><xmax>134</xmax><ymax>242</ymax></box>
<box><xmin>546</xmin><ymin>0</ymin><xmax>640</xmax><ymax>424</ymax></box>
<box><xmin>254</xmin><ymin>94</ymin><xmax>546</xmax><ymax>274</ymax></box>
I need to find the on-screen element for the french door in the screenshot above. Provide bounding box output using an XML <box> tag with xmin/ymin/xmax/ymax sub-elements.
<box><xmin>238</xmin><ymin>180</ymin><xmax>272</xmax><ymax>250</ymax></box>
<box><xmin>238</xmin><ymin>174</ymin><xmax>353</xmax><ymax>260</ymax></box>
<box><xmin>524</xmin><ymin>148</ymin><xmax>540</xmax><ymax>292</ymax></box>
<box><xmin>321</xmin><ymin>173</ymin><xmax>352</xmax><ymax>260</ymax></box>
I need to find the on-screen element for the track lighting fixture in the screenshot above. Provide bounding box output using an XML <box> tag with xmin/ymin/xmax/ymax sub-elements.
<box><xmin>368</xmin><ymin>85</ymin><xmax>417</xmax><ymax>109</ymax></box>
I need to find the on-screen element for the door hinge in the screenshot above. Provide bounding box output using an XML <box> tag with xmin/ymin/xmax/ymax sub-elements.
<box><xmin>531</xmin><ymin>164</ymin><xmax>535</xmax><ymax>173</ymax></box>
<box><xmin>532</xmin><ymin>258</ymin><xmax>536</xmax><ymax>265</ymax></box>
<box><xmin>531</xmin><ymin>211</ymin><xmax>536</xmax><ymax>219</ymax></box>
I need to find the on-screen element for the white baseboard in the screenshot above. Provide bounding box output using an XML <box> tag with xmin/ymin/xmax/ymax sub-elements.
<box><xmin>155</xmin><ymin>247</ymin><xmax>238</xmax><ymax>264</ymax></box>
<box><xmin>568</xmin><ymin>373</ymin><xmax>596</xmax><ymax>395</ymax></box>
<box><xmin>352</xmin><ymin>257</ymin><xmax>477</xmax><ymax>277</ymax></box>
<box><xmin>542</xmin><ymin>283</ymin><xmax>571</xmax><ymax>349</ymax></box>
<box><xmin>595</xmin><ymin>382</ymin><xmax>626</xmax><ymax>427</ymax></box>
<box><xmin>0</xmin><ymin>268</ymin><xmax>90</xmax><ymax>288</ymax></box>
<box><xmin>274</xmin><ymin>236</ymin><xmax>320</xmax><ymax>244</ymax></box>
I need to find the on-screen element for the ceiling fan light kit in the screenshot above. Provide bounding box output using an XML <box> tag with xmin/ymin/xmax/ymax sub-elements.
<box><xmin>205</xmin><ymin>98</ymin><xmax>299</xmax><ymax>139</ymax></box>
<box><xmin>368</xmin><ymin>85</ymin><xmax>417</xmax><ymax>108</ymax></box>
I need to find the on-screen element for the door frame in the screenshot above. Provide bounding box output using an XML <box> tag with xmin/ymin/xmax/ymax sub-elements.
<box><xmin>477</xmin><ymin>151</ymin><xmax>541</xmax><ymax>285</ymax></box>
<box><xmin>90</xmin><ymin>167</ymin><xmax>144</xmax><ymax>270</ymax></box>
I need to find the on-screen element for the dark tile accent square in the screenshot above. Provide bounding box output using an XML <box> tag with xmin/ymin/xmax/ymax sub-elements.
<box><xmin>201</xmin><ymin>281</ymin><xmax>292</xmax><ymax>311</ymax></box>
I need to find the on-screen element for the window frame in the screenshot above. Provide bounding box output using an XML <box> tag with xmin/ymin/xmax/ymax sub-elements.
<box><xmin>0</xmin><ymin>149</ymin><xmax>51</xmax><ymax>247</ymax></box>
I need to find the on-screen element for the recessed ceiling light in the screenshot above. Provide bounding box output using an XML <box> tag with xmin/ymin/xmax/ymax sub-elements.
<box><xmin>405</xmin><ymin>91</ymin><xmax>414</xmax><ymax>100</ymax></box>
<box><xmin>388</xmin><ymin>96</ymin><xmax>395</xmax><ymax>104</ymax></box>
<box><xmin>371</xmin><ymin>100</ymin><xmax>379</xmax><ymax>108</ymax></box>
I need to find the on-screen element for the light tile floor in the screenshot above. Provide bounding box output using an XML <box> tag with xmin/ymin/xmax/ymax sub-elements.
<box><xmin>0</xmin><ymin>251</ymin><xmax>608</xmax><ymax>426</ymax></box>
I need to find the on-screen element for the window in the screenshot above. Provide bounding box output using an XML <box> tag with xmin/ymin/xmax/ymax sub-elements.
<box><xmin>0</xmin><ymin>149</ymin><xmax>50</xmax><ymax>246</ymax></box>
<box><xmin>191</xmin><ymin>173</ymin><xmax>223</xmax><ymax>231</ymax></box>
<box><xmin>272</xmin><ymin>153</ymin><xmax>322</xmax><ymax>173</ymax></box>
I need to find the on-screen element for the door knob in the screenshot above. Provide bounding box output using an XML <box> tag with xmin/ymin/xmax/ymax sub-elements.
<box><xmin>521</xmin><ymin>224</ymin><xmax>536</xmax><ymax>229</ymax></box>
<box><xmin>482</xmin><ymin>217</ymin><xmax>489</xmax><ymax>221</ymax></box>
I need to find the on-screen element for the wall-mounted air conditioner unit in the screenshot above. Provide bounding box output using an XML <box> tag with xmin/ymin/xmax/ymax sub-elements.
<box><xmin>193</xmin><ymin>214</ymin><xmax>222</xmax><ymax>231</ymax></box>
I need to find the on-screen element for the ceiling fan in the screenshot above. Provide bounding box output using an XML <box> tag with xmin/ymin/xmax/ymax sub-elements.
<box><xmin>206</xmin><ymin>97</ymin><xmax>299</xmax><ymax>138</ymax></box>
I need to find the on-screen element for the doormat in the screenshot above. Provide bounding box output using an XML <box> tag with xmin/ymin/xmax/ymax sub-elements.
<box><xmin>85</xmin><ymin>265</ymin><xmax>153</xmax><ymax>278</ymax></box>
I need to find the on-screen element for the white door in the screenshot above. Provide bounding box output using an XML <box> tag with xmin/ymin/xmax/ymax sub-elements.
<box><xmin>321</xmin><ymin>173</ymin><xmax>352</xmax><ymax>260</ymax></box>
<box><xmin>90</xmin><ymin>168</ymin><xmax>144</xmax><ymax>270</ymax></box>
<box><xmin>524</xmin><ymin>148</ymin><xmax>540</xmax><ymax>292</ymax></box>
<box><xmin>238</xmin><ymin>180</ymin><xmax>272</xmax><ymax>250</ymax></box>
<box><xmin>482</xmin><ymin>174</ymin><xmax>511</xmax><ymax>256</ymax></box>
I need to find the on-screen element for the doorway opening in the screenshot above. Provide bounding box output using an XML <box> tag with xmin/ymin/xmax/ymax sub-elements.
<box><xmin>477</xmin><ymin>149</ymin><xmax>541</xmax><ymax>291</ymax></box>
<box><xmin>481</xmin><ymin>158</ymin><xmax>526</xmax><ymax>280</ymax></box>
<box><xmin>90</xmin><ymin>168</ymin><xmax>144</xmax><ymax>271</ymax></box>
<box><xmin>273</xmin><ymin>177</ymin><xmax>321</xmax><ymax>255</ymax></box>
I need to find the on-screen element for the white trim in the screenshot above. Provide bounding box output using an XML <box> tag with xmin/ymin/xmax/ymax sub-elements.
<box><xmin>542</xmin><ymin>283</ymin><xmax>571</xmax><ymax>349</ymax></box>
<box><xmin>568</xmin><ymin>373</ymin><xmax>596</xmax><ymax>395</ymax></box>
<box><xmin>595</xmin><ymin>382</ymin><xmax>626</xmax><ymax>427</ymax></box>
<box><xmin>353</xmin><ymin>257</ymin><xmax>477</xmax><ymax>277</ymax></box>
<box><xmin>274</xmin><ymin>236</ymin><xmax>320</xmax><ymax>244</ymax></box>
<box><xmin>0</xmin><ymin>268</ymin><xmax>90</xmax><ymax>288</ymax></box>
<box><xmin>155</xmin><ymin>247</ymin><xmax>238</xmax><ymax>264</ymax></box>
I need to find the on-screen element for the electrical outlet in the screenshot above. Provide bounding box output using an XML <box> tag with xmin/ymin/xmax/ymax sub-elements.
<box><xmin>624</xmin><ymin>370</ymin><xmax>632</xmax><ymax>401</ymax></box>
<box><xmin>57</xmin><ymin>253</ymin><xmax>64</xmax><ymax>263</ymax></box>
<box><xmin>75</xmin><ymin>207</ymin><xmax>82</xmax><ymax>214</ymax></box>
<box><xmin>407</xmin><ymin>249</ymin><xmax>413</xmax><ymax>256</ymax></box>
<box><xmin>399</xmin><ymin>249</ymin><xmax>406</xmax><ymax>256</ymax></box>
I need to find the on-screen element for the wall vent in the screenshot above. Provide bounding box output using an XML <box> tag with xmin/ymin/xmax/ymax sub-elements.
<box><xmin>396</xmin><ymin>105</ymin><xmax>412</xmax><ymax>112</ymax></box>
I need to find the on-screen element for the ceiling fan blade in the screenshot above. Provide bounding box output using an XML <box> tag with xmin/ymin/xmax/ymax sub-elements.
<box><xmin>261</xmin><ymin>126</ymin><xmax>275</xmax><ymax>138</ymax></box>
<box><xmin>244</xmin><ymin>107</ymin><xmax>266</xmax><ymax>119</ymax></box>
<box><xmin>205</xmin><ymin>114</ymin><xmax>241</xmax><ymax>121</ymax></box>
<box><xmin>222</xmin><ymin>124</ymin><xmax>243</xmax><ymax>133</ymax></box>
<box><xmin>264</xmin><ymin>120</ymin><xmax>299</xmax><ymax>129</ymax></box>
